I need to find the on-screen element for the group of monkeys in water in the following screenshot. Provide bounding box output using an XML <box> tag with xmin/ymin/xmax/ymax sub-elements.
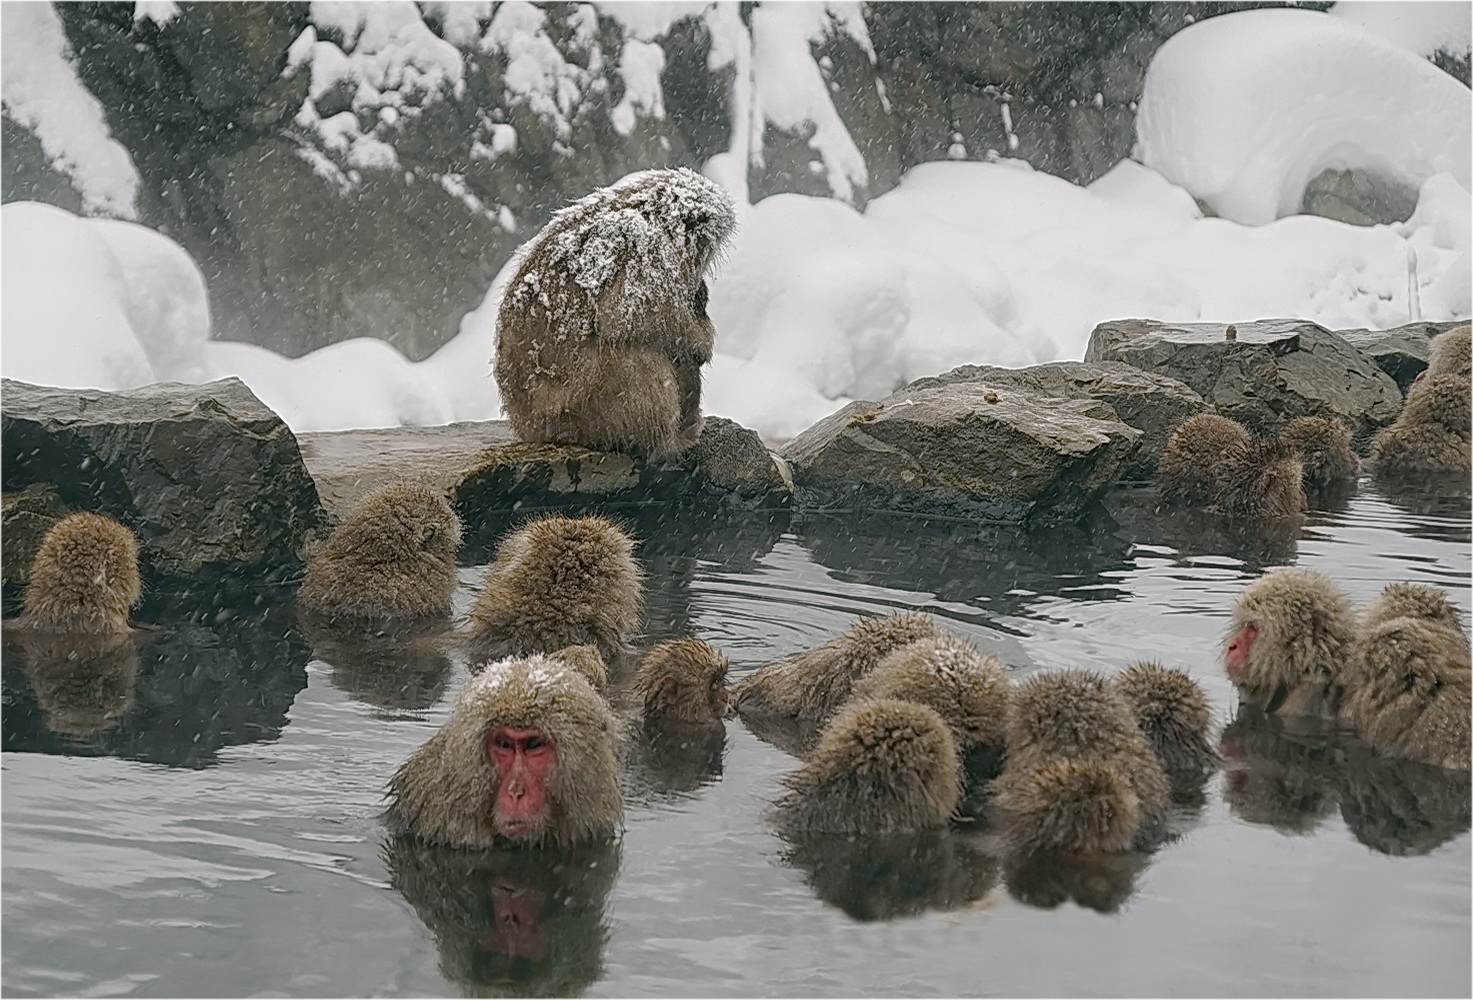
<box><xmin>6</xmin><ymin>167</ymin><xmax>1471</xmax><ymax>870</ymax></box>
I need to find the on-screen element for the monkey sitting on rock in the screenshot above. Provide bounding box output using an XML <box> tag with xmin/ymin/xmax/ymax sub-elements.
<box><xmin>464</xmin><ymin>515</ymin><xmax>643</xmax><ymax>667</ymax></box>
<box><xmin>494</xmin><ymin>167</ymin><xmax>738</xmax><ymax>458</ymax></box>
<box><xmin>298</xmin><ymin>481</ymin><xmax>462</xmax><ymax>623</ymax></box>
<box><xmin>1156</xmin><ymin>414</ymin><xmax>1306</xmax><ymax>519</ymax></box>
<box><xmin>385</xmin><ymin>653</ymin><xmax>622</xmax><ymax>849</ymax></box>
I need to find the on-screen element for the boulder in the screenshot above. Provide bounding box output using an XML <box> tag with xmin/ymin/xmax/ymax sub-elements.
<box><xmin>779</xmin><ymin>383</ymin><xmax>1142</xmax><ymax>522</ymax></box>
<box><xmin>1336</xmin><ymin>320</ymin><xmax>1470</xmax><ymax>393</ymax></box>
<box><xmin>1084</xmin><ymin>319</ymin><xmax>1403</xmax><ymax>442</ymax></box>
<box><xmin>452</xmin><ymin>416</ymin><xmax>791</xmax><ymax>530</ymax></box>
<box><xmin>907</xmin><ymin>360</ymin><xmax>1208</xmax><ymax>478</ymax></box>
<box><xmin>1</xmin><ymin>484</ymin><xmax>68</xmax><ymax>601</ymax></box>
<box><xmin>0</xmin><ymin>378</ymin><xmax>327</xmax><ymax>597</ymax></box>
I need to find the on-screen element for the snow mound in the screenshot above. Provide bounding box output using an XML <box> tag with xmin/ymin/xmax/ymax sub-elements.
<box><xmin>1330</xmin><ymin>2</ymin><xmax>1472</xmax><ymax>58</ymax></box>
<box><xmin>1</xmin><ymin>202</ymin><xmax>207</xmax><ymax>390</ymax></box>
<box><xmin>1137</xmin><ymin>8</ymin><xmax>1471</xmax><ymax>225</ymax></box>
<box><xmin>0</xmin><ymin>3</ymin><xmax>139</xmax><ymax>219</ymax></box>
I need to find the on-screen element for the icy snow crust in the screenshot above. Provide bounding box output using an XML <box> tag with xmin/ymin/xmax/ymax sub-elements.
<box><xmin>1137</xmin><ymin>8</ymin><xmax>1471</xmax><ymax>225</ymax></box>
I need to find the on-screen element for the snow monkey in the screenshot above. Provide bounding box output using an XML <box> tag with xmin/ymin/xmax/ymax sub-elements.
<box><xmin>633</xmin><ymin>637</ymin><xmax>732</xmax><ymax>726</ymax></box>
<box><xmin>732</xmin><ymin>611</ymin><xmax>944</xmax><ymax>727</ymax></box>
<box><xmin>989</xmin><ymin>670</ymin><xmax>1170</xmax><ymax>854</ymax></box>
<box><xmin>1156</xmin><ymin>414</ymin><xmax>1306</xmax><ymax>518</ymax></box>
<box><xmin>1278</xmin><ymin>416</ymin><xmax>1359</xmax><ymax>488</ymax></box>
<box><xmin>1368</xmin><ymin>374</ymin><xmax>1471</xmax><ymax>477</ymax></box>
<box><xmin>494</xmin><ymin>167</ymin><xmax>738</xmax><ymax>458</ymax></box>
<box><xmin>1112</xmin><ymin>661</ymin><xmax>1220</xmax><ymax>796</ymax></box>
<box><xmin>463</xmin><ymin>514</ymin><xmax>643</xmax><ymax>666</ymax></box>
<box><xmin>1343</xmin><ymin>582</ymin><xmax>1470</xmax><ymax>772</ymax></box>
<box><xmin>1425</xmin><ymin>325</ymin><xmax>1471</xmax><ymax>380</ymax></box>
<box><xmin>298</xmin><ymin>481</ymin><xmax>462</xmax><ymax>621</ymax></box>
<box><xmin>1224</xmin><ymin>568</ymin><xmax>1356</xmax><ymax>718</ymax></box>
<box><xmin>385</xmin><ymin>654</ymin><xmax>622</xmax><ymax>848</ymax></box>
<box><xmin>17</xmin><ymin>512</ymin><xmax>141</xmax><ymax>635</ymax></box>
<box><xmin>776</xmin><ymin>698</ymin><xmax>962</xmax><ymax>836</ymax></box>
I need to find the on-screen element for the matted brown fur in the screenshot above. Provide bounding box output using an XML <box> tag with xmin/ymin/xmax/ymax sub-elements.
<box><xmin>298</xmin><ymin>481</ymin><xmax>461</xmax><ymax>621</ymax></box>
<box><xmin>1361</xmin><ymin>582</ymin><xmax>1467</xmax><ymax>638</ymax></box>
<box><xmin>732</xmin><ymin>611</ymin><xmax>943</xmax><ymax>722</ymax></box>
<box><xmin>1112</xmin><ymin>661</ymin><xmax>1220</xmax><ymax>791</ymax></box>
<box><xmin>1279</xmin><ymin>416</ymin><xmax>1359</xmax><ymax>485</ymax></box>
<box><xmin>633</xmin><ymin>637</ymin><xmax>730</xmax><ymax>725</ymax></box>
<box><xmin>1157</xmin><ymin>414</ymin><xmax>1252</xmax><ymax>507</ymax></box>
<box><xmin>1344</xmin><ymin>616</ymin><xmax>1470</xmax><ymax>771</ymax></box>
<box><xmin>993</xmin><ymin>757</ymin><xmax>1141</xmax><ymax>855</ymax></box>
<box><xmin>1215</xmin><ymin>437</ymin><xmax>1306</xmax><ymax>519</ymax></box>
<box><xmin>464</xmin><ymin>515</ymin><xmax>643</xmax><ymax>665</ymax></box>
<box><xmin>552</xmin><ymin>644</ymin><xmax>609</xmax><ymax>690</ymax></box>
<box><xmin>18</xmin><ymin>512</ymin><xmax>140</xmax><ymax>635</ymax></box>
<box><xmin>385</xmin><ymin>654</ymin><xmax>622</xmax><ymax>848</ymax></box>
<box><xmin>992</xmin><ymin>670</ymin><xmax>1170</xmax><ymax>845</ymax></box>
<box><xmin>1369</xmin><ymin>375</ymin><xmax>1471</xmax><ymax>476</ymax></box>
<box><xmin>1426</xmin><ymin>325</ymin><xmax>1471</xmax><ymax>379</ymax></box>
<box><xmin>494</xmin><ymin>168</ymin><xmax>737</xmax><ymax>458</ymax></box>
<box><xmin>776</xmin><ymin>698</ymin><xmax>961</xmax><ymax>835</ymax></box>
<box><xmin>1227</xmin><ymin>568</ymin><xmax>1356</xmax><ymax>717</ymax></box>
<box><xmin>850</xmin><ymin>633</ymin><xmax>1011</xmax><ymax>756</ymax></box>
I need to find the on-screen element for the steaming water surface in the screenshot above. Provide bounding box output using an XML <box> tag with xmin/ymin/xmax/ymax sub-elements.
<box><xmin>3</xmin><ymin>482</ymin><xmax>1469</xmax><ymax>998</ymax></box>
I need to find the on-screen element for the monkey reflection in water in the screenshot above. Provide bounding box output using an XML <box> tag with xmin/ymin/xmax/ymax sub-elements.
<box><xmin>385</xmin><ymin>835</ymin><xmax>619</xmax><ymax>997</ymax></box>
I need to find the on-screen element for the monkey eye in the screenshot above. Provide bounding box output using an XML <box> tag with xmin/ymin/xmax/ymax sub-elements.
<box><xmin>523</xmin><ymin>735</ymin><xmax>545</xmax><ymax>751</ymax></box>
<box><xmin>494</xmin><ymin>735</ymin><xmax>515</xmax><ymax>750</ymax></box>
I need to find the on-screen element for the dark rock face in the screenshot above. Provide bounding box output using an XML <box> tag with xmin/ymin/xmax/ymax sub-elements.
<box><xmin>1337</xmin><ymin>321</ymin><xmax>1470</xmax><ymax>393</ymax></box>
<box><xmin>779</xmin><ymin>382</ymin><xmax>1141</xmax><ymax>522</ymax></box>
<box><xmin>0</xmin><ymin>378</ymin><xmax>326</xmax><ymax>597</ymax></box>
<box><xmin>0</xmin><ymin>484</ymin><xmax>68</xmax><ymax>602</ymax></box>
<box><xmin>3</xmin><ymin>2</ymin><xmax>1340</xmax><ymax>361</ymax></box>
<box><xmin>1084</xmin><ymin>319</ymin><xmax>1404</xmax><ymax>442</ymax></box>
<box><xmin>907</xmin><ymin>360</ymin><xmax>1208</xmax><ymax>478</ymax></box>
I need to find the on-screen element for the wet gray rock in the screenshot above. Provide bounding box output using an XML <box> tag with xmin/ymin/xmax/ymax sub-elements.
<box><xmin>0</xmin><ymin>378</ymin><xmax>326</xmax><ymax>593</ymax></box>
<box><xmin>1</xmin><ymin>483</ymin><xmax>68</xmax><ymax>598</ymax></box>
<box><xmin>1084</xmin><ymin>319</ymin><xmax>1403</xmax><ymax>442</ymax></box>
<box><xmin>452</xmin><ymin>416</ymin><xmax>791</xmax><ymax>528</ymax></box>
<box><xmin>907</xmin><ymin>360</ymin><xmax>1208</xmax><ymax>479</ymax></box>
<box><xmin>779</xmin><ymin>383</ymin><xmax>1142</xmax><ymax>523</ymax></box>
<box><xmin>1336</xmin><ymin>321</ymin><xmax>1471</xmax><ymax>393</ymax></box>
<box><xmin>1301</xmin><ymin>168</ymin><xmax>1419</xmax><ymax>227</ymax></box>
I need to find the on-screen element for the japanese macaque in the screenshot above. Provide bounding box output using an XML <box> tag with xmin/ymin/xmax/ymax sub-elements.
<box><xmin>633</xmin><ymin>637</ymin><xmax>731</xmax><ymax>726</ymax></box>
<box><xmin>1157</xmin><ymin>415</ymin><xmax>1306</xmax><ymax>518</ymax></box>
<box><xmin>1224</xmin><ymin>568</ymin><xmax>1356</xmax><ymax>718</ymax></box>
<box><xmin>385</xmin><ymin>654</ymin><xmax>622</xmax><ymax>848</ymax></box>
<box><xmin>732</xmin><ymin>611</ymin><xmax>943</xmax><ymax>729</ymax></box>
<box><xmin>989</xmin><ymin>670</ymin><xmax>1170</xmax><ymax>854</ymax></box>
<box><xmin>14</xmin><ymin>512</ymin><xmax>140</xmax><ymax>635</ymax></box>
<box><xmin>781</xmin><ymin>830</ymin><xmax>999</xmax><ymax>921</ymax></box>
<box><xmin>552</xmin><ymin>644</ymin><xmax>609</xmax><ymax>691</ymax></box>
<box><xmin>776</xmin><ymin>698</ymin><xmax>961</xmax><ymax>836</ymax></box>
<box><xmin>464</xmin><ymin>515</ymin><xmax>643</xmax><ymax>666</ymax></box>
<box><xmin>298</xmin><ymin>481</ymin><xmax>461</xmax><ymax>622</ymax></box>
<box><xmin>494</xmin><ymin>168</ymin><xmax>738</xmax><ymax>458</ymax></box>
<box><xmin>1342</xmin><ymin>585</ymin><xmax>1470</xmax><ymax>771</ymax></box>
<box><xmin>1368</xmin><ymin>374</ymin><xmax>1472</xmax><ymax>477</ymax></box>
<box><xmin>1425</xmin><ymin>324</ymin><xmax>1471</xmax><ymax>379</ymax></box>
<box><xmin>385</xmin><ymin>835</ymin><xmax>618</xmax><ymax>997</ymax></box>
<box><xmin>1278</xmin><ymin>416</ymin><xmax>1359</xmax><ymax>488</ymax></box>
<box><xmin>1112</xmin><ymin>661</ymin><xmax>1219</xmax><ymax>796</ymax></box>
<box><xmin>849</xmin><ymin>633</ymin><xmax>1012</xmax><ymax>779</ymax></box>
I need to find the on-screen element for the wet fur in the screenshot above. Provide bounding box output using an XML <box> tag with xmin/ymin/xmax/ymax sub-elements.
<box><xmin>494</xmin><ymin>168</ymin><xmax>737</xmax><ymax>458</ymax></box>
<box><xmin>1426</xmin><ymin>325</ymin><xmax>1471</xmax><ymax>379</ymax></box>
<box><xmin>1112</xmin><ymin>661</ymin><xmax>1220</xmax><ymax>794</ymax></box>
<box><xmin>385</xmin><ymin>654</ymin><xmax>622</xmax><ymax>848</ymax></box>
<box><xmin>1369</xmin><ymin>374</ymin><xmax>1471</xmax><ymax>476</ymax></box>
<box><xmin>633</xmin><ymin>637</ymin><xmax>730</xmax><ymax>725</ymax></box>
<box><xmin>464</xmin><ymin>515</ymin><xmax>643</xmax><ymax>666</ymax></box>
<box><xmin>1227</xmin><ymin>568</ymin><xmax>1356</xmax><ymax>717</ymax></box>
<box><xmin>298</xmin><ymin>481</ymin><xmax>461</xmax><ymax>621</ymax></box>
<box><xmin>1157</xmin><ymin>415</ymin><xmax>1305</xmax><ymax>517</ymax></box>
<box><xmin>1344</xmin><ymin>615</ymin><xmax>1470</xmax><ymax>771</ymax></box>
<box><xmin>1279</xmin><ymin>416</ymin><xmax>1359</xmax><ymax>486</ymax></box>
<box><xmin>17</xmin><ymin>512</ymin><xmax>140</xmax><ymax>635</ymax></box>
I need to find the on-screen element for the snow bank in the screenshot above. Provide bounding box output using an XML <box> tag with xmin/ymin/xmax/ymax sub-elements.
<box><xmin>0</xmin><ymin>3</ymin><xmax>139</xmax><ymax>219</ymax></box>
<box><xmin>1137</xmin><ymin>8</ymin><xmax>1471</xmax><ymax>225</ymax></box>
<box><xmin>1330</xmin><ymin>1</ymin><xmax>1472</xmax><ymax>58</ymax></box>
<box><xmin>1</xmin><ymin>202</ymin><xmax>205</xmax><ymax>390</ymax></box>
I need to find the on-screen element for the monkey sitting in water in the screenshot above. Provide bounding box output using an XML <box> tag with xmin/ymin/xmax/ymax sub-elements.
<box><xmin>1368</xmin><ymin>373</ymin><xmax>1471</xmax><ymax>478</ymax></box>
<box><xmin>1278</xmin><ymin>416</ymin><xmax>1359</xmax><ymax>491</ymax></box>
<box><xmin>1111</xmin><ymin>661</ymin><xmax>1219</xmax><ymax>799</ymax></box>
<box><xmin>385</xmin><ymin>654</ymin><xmax>622</xmax><ymax>849</ymax></box>
<box><xmin>1156</xmin><ymin>414</ymin><xmax>1305</xmax><ymax>519</ymax></box>
<box><xmin>12</xmin><ymin>511</ymin><xmax>141</xmax><ymax>635</ymax></box>
<box><xmin>494</xmin><ymin>167</ymin><xmax>738</xmax><ymax>458</ymax></box>
<box><xmin>634</xmin><ymin>638</ymin><xmax>732</xmax><ymax>727</ymax></box>
<box><xmin>298</xmin><ymin>481</ymin><xmax>462</xmax><ymax>622</ymax></box>
<box><xmin>464</xmin><ymin>515</ymin><xmax>643</xmax><ymax>667</ymax></box>
<box><xmin>1342</xmin><ymin>582</ymin><xmax>1470</xmax><ymax>772</ymax></box>
<box><xmin>989</xmin><ymin>670</ymin><xmax>1170</xmax><ymax>855</ymax></box>
<box><xmin>1223</xmin><ymin>568</ymin><xmax>1357</xmax><ymax>719</ymax></box>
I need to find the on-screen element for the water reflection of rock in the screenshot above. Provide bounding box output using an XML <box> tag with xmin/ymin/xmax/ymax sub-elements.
<box><xmin>301</xmin><ymin>614</ymin><xmax>455</xmax><ymax>714</ymax></box>
<box><xmin>1</xmin><ymin>605</ymin><xmax>309</xmax><ymax>767</ymax></box>
<box><xmin>384</xmin><ymin>835</ymin><xmax>619</xmax><ymax>998</ymax></box>
<box><xmin>1369</xmin><ymin>477</ymin><xmax>1473</xmax><ymax>539</ymax></box>
<box><xmin>780</xmin><ymin>829</ymin><xmax>999</xmax><ymax>921</ymax></box>
<box><xmin>794</xmin><ymin>509</ymin><xmax>1132</xmax><ymax>614</ymax></box>
<box><xmin>2</xmin><ymin>630</ymin><xmax>139</xmax><ymax>739</ymax></box>
<box><xmin>1003</xmin><ymin>848</ymin><xmax>1149</xmax><ymax>914</ymax></box>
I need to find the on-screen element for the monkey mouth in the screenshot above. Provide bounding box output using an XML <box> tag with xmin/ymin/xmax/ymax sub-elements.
<box><xmin>495</xmin><ymin>816</ymin><xmax>544</xmax><ymax>840</ymax></box>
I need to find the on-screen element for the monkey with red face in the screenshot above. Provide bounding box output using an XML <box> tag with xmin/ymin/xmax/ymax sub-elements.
<box><xmin>386</xmin><ymin>654</ymin><xmax>622</xmax><ymax>848</ymax></box>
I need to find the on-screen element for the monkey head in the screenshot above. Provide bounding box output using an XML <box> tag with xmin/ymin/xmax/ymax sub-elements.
<box><xmin>21</xmin><ymin>511</ymin><xmax>141</xmax><ymax>635</ymax></box>
<box><xmin>634</xmin><ymin>637</ymin><xmax>732</xmax><ymax>726</ymax></box>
